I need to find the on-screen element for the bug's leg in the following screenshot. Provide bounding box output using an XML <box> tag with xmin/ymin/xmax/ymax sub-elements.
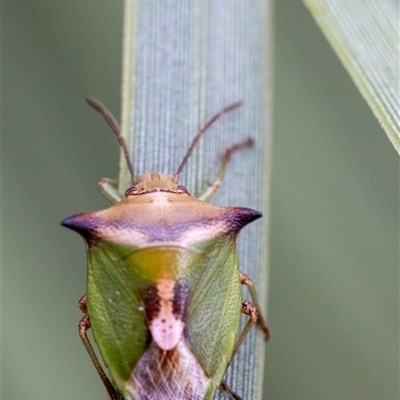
<box><xmin>78</xmin><ymin>294</ymin><xmax>88</xmax><ymax>313</ymax></box>
<box><xmin>219</xmin><ymin>380</ymin><xmax>243</xmax><ymax>400</ymax></box>
<box><xmin>98</xmin><ymin>179</ymin><xmax>123</xmax><ymax>204</ymax></box>
<box><xmin>240</xmin><ymin>271</ymin><xmax>271</xmax><ymax>340</ymax></box>
<box><xmin>198</xmin><ymin>138</ymin><xmax>254</xmax><ymax>202</ymax></box>
<box><xmin>218</xmin><ymin>300</ymin><xmax>259</xmax><ymax>400</ymax></box>
<box><xmin>230</xmin><ymin>300</ymin><xmax>260</xmax><ymax>363</ymax></box>
<box><xmin>78</xmin><ymin>295</ymin><xmax>120</xmax><ymax>400</ymax></box>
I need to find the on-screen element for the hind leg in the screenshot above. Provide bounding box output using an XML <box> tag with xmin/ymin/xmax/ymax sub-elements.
<box><xmin>78</xmin><ymin>295</ymin><xmax>121</xmax><ymax>400</ymax></box>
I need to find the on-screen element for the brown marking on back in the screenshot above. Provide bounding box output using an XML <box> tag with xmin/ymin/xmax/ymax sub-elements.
<box><xmin>173</xmin><ymin>281</ymin><xmax>190</xmax><ymax>321</ymax></box>
<box><xmin>141</xmin><ymin>285</ymin><xmax>160</xmax><ymax>322</ymax></box>
<box><xmin>141</xmin><ymin>279</ymin><xmax>190</xmax><ymax>351</ymax></box>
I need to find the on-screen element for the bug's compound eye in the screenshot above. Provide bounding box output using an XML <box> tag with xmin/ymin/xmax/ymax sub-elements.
<box><xmin>125</xmin><ymin>186</ymin><xmax>138</xmax><ymax>197</ymax></box>
<box><xmin>177</xmin><ymin>185</ymin><xmax>190</xmax><ymax>195</ymax></box>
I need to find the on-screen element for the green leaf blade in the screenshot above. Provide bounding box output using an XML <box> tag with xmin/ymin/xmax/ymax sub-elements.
<box><xmin>119</xmin><ymin>1</ymin><xmax>273</xmax><ymax>398</ymax></box>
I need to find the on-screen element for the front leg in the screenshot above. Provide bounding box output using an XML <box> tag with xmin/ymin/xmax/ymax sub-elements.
<box><xmin>198</xmin><ymin>138</ymin><xmax>254</xmax><ymax>202</ymax></box>
<box><xmin>98</xmin><ymin>179</ymin><xmax>123</xmax><ymax>204</ymax></box>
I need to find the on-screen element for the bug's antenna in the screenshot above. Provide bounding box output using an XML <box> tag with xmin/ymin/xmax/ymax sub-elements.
<box><xmin>86</xmin><ymin>97</ymin><xmax>136</xmax><ymax>184</ymax></box>
<box><xmin>173</xmin><ymin>101</ymin><xmax>242</xmax><ymax>183</ymax></box>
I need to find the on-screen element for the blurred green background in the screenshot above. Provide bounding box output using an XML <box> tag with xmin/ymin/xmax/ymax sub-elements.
<box><xmin>4</xmin><ymin>1</ymin><xmax>398</xmax><ymax>399</ymax></box>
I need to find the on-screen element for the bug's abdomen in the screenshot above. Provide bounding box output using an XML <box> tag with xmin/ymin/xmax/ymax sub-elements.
<box><xmin>127</xmin><ymin>339</ymin><xmax>210</xmax><ymax>400</ymax></box>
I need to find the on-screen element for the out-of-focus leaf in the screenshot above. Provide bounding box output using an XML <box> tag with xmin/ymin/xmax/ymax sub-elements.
<box><xmin>304</xmin><ymin>0</ymin><xmax>400</xmax><ymax>153</ymax></box>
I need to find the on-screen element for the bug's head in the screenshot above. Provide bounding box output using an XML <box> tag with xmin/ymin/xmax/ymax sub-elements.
<box><xmin>124</xmin><ymin>172</ymin><xmax>190</xmax><ymax>197</ymax></box>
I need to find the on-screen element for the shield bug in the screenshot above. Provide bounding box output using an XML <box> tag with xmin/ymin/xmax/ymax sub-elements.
<box><xmin>62</xmin><ymin>99</ymin><xmax>270</xmax><ymax>400</ymax></box>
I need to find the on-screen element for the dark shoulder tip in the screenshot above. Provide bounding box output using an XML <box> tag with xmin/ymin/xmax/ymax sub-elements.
<box><xmin>61</xmin><ymin>213</ymin><xmax>99</xmax><ymax>241</ymax></box>
<box><xmin>223</xmin><ymin>207</ymin><xmax>262</xmax><ymax>233</ymax></box>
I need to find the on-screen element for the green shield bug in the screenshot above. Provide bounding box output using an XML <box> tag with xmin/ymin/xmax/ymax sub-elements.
<box><xmin>62</xmin><ymin>99</ymin><xmax>270</xmax><ymax>400</ymax></box>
